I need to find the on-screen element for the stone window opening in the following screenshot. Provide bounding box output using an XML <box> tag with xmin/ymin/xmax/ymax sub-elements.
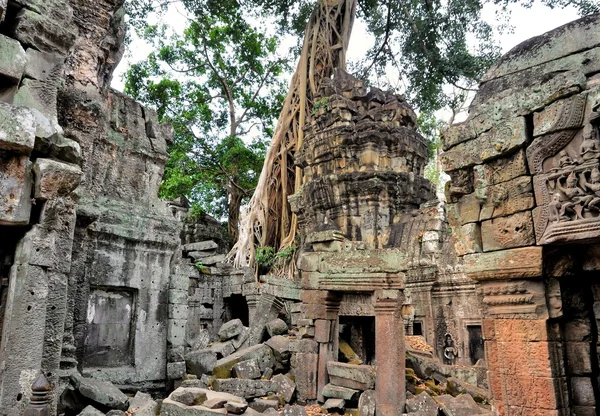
<box><xmin>413</xmin><ymin>321</ymin><xmax>423</xmax><ymax>336</ymax></box>
<box><xmin>338</xmin><ymin>316</ymin><xmax>376</xmax><ymax>365</ymax></box>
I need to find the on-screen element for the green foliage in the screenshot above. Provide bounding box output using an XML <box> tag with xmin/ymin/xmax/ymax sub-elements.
<box><xmin>194</xmin><ymin>260</ymin><xmax>210</xmax><ymax>274</ymax></box>
<box><xmin>276</xmin><ymin>244</ymin><xmax>296</xmax><ymax>260</ymax></box>
<box><xmin>312</xmin><ymin>97</ymin><xmax>329</xmax><ymax>115</ymax></box>
<box><xmin>123</xmin><ymin>3</ymin><xmax>289</xmax><ymax>237</ymax></box>
<box><xmin>255</xmin><ymin>246</ymin><xmax>276</xmax><ymax>268</ymax></box>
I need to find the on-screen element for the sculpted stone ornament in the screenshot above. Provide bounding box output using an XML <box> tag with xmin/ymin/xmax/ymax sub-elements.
<box><xmin>527</xmin><ymin>91</ymin><xmax>600</xmax><ymax>244</ymax></box>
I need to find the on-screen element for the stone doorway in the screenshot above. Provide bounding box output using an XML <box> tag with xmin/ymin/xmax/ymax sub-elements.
<box><xmin>224</xmin><ymin>294</ymin><xmax>249</xmax><ymax>327</ymax></box>
<box><xmin>466</xmin><ymin>325</ymin><xmax>484</xmax><ymax>365</ymax></box>
<box><xmin>339</xmin><ymin>316</ymin><xmax>376</xmax><ymax>365</ymax></box>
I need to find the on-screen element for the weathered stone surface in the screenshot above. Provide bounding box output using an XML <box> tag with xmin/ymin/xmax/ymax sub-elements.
<box><xmin>452</xmin><ymin>223</ymin><xmax>482</xmax><ymax>256</ymax></box>
<box><xmin>405</xmin><ymin>392</ymin><xmax>438</xmax><ymax>416</ymax></box>
<box><xmin>33</xmin><ymin>158</ymin><xmax>82</xmax><ymax>200</ymax></box>
<box><xmin>358</xmin><ymin>390</ymin><xmax>376</xmax><ymax>416</ymax></box>
<box><xmin>219</xmin><ymin>319</ymin><xmax>244</xmax><ymax>341</ymax></box>
<box><xmin>184</xmin><ymin>240</ymin><xmax>218</xmax><ymax>252</ymax></box>
<box><xmin>435</xmin><ymin>394</ymin><xmax>489</xmax><ymax>416</ymax></box>
<box><xmin>327</xmin><ymin>362</ymin><xmax>376</xmax><ymax>391</ymax></box>
<box><xmin>478</xmin><ymin>176</ymin><xmax>534</xmax><ymax>221</ymax></box>
<box><xmin>11</xmin><ymin>7</ymin><xmax>77</xmax><ymax>55</ymax></box>
<box><xmin>480</xmin><ymin>211</ymin><xmax>535</xmax><ymax>252</ymax></box>
<box><xmin>213</xmin><ymin>344</ymin><xmax>274</xmax><ymax>379</ymax></box>
<box><xmin>322</xmin><ymin>398</ymin><xmax>345</xmax><ymax>412</ymax></box>
<box><xmin>463</xmin><ymin>246</ymin><xmax>543</xmax><ymax>281</ymax></box>
<box><xmin>272</xmin><ymin>374</ymin><xmax>296</xmax><ymax>403</ymax></box>
<box><xmin>249</xmin><ymin>398</ymin><xmax>279</xmax><ymax>413</ymax></box>
<box><xmin>24</xmin><ymin>48</ymin><xmax>64</xmax><ymax>81</ymax></box>
<box><xmin>473</xmin><ymin>150</ymin><xmax>528</xmax><ymax>189</ymax></box>
<box><xmin>203</xmin><ymin>398</ymin><xmax>228</xmax><ymax>409</ymax></box>
<box><xmin>0</xmin><ymin>34</ymin><xmax>27</xmax><ymax>82</ymax></box>
<box><xmin>282</xmin><ymin>404</ymin><xmax>308</xmax><ymax>416</ymax></box>
<box><xmin>321</xmin><ymin>384</ymin><xmax>360</xmax><ymax>401</ymax></box>
<box><xmin>78</xmin><ymin>405</ymin><xmax>106</xmax><ymax>416</ymax></box>
<box><xmin>232</xmin><ymin>359</ymin><xmax>261</xmax><ymax>380</ymax></box>
<box><xmin>211</xmin><ymin>341</ymin><xmax>235</xmax><ymax>358</ymax></box>
<box><xmin>186</xmin><ymin>349</ymin><xmax>218</xmax><ymax>378</ymax></box>
<box><xmin>0</xmin><ymin>153</ymin><xmax>32</xmax><ymax>225</ymax></box>
<box><xmin>213</xmin><ymin>378</ymin><xmax>274</xmax><ymax>399</ymax></box>
<box><xmin>71</xmin><ymin>374</ymin><xmax>129</xmax><ymax>411</ymax></box>
<box><xmin>265</xmin><ymin>335</ymin><xmax>291</xmax><ymax>364</ymax></box>
<box><xmin>160</xmin><ymin>399</ymin><xmax>227</xmax><ymax>416</ymax></box>
<box><xmin>225</xmin><ymin>401</ymin><xmax>249</xmax><ymax>414</ymax></box>
<box><xmin>127</xmin><ymin>391</ymin><xmax>158</xmax><ymax>416</ymax></box>
<box><xmin>167</xmin><ymin>361</ymin><xmax>187</xmax><ymax>380</ymax></box>
<box><xmin>265</xmin><ymin>318</ymin><xmax>288</xmax><ymax>337</ymax></box>
<box><xmin>0</xmin><ymin>103</ymin><xmax>36</xmax><ymax>154</ymax></box>
<box><xmin>446</xmin><ymin>378</ymin><xmax>490</xmax><ymax>404</ymax></box>
<box><xmin>446</xmin><ymin>193</ymin><xmax>481</xmax><ymax>227</ymax></box>
<box><xmin>171</xmin><ymin>388</ymin><xmax>208</xmax><ymax>406</ymax></box>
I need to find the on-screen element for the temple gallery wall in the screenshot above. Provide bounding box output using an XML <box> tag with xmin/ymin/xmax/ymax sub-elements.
<box><xmin>0</xmin><ymin>0</ymin><xmax>599</xmax><ymax>415</ymax></box>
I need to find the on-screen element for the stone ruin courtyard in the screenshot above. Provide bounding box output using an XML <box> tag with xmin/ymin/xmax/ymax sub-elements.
<box><xmin>0</xmin><ymin>1</ymin><xmax>599</xmax><ymax>416</ymax></box>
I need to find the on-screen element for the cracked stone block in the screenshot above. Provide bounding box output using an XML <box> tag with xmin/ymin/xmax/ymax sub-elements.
<box><xmin>218</xmin><ymin>319</ymin><xmax>244</xmax><ymax>341</ymax></box>
<box><xmin>232</xmin><ymin>359</ymin><xmax>261</xmax><ymax>380</ymax></box>
<box><xmin>0</xmin><ymin>34</ymin><xmax>27</xmax><ymax>83</ymax></box>
<box><xmin>71</xmin><ymin>373</ymin><xmax>129</xmax><ymax>411</ymax></box>
<box><xmin>0</xmin><ymin>152</ymin><xmax>32</xmax><ymax>225</ymax></box>
<box><xmin>271</xmin><ymin>374</ymin><xmax>296</xmax><ymax>403</ymax></box>
<box><xmin>32</xmin><ymin>158</ymin><xmax>82</xmax><ymax>200</ymax></box>
<box><xmin>0</xmin><ymin>103</ymin><xmax>36</xmax><ymax>154</ymax></box>
<box><xmin>327</xmin><ymin>362</ymin><xmax>376</xmax><ymax>391</ymax></box>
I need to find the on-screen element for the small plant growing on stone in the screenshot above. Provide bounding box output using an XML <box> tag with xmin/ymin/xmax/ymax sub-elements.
<box><xmin>312</xmin><ymin>97</ymin><xmax>329</xmax><ymax>115</ymax></box>
<box><xmin>276</xmin><ymin>244</ymin><xmax>296</xmax><ymax>260</ymax></box>
<box><xmin>194</xmin><ymin>260</ymin><xmax>209</xmax><ymax>274</ymax></box>
<box><xmin>255</xmin><ymin>246</ymin><xmax>276</xmax><ymax>268</ymax></box>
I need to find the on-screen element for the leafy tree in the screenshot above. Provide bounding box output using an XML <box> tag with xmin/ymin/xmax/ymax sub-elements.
<box><xmin>123</xmin><ymin>8</ymin><xmax>288</xmax><ymax>240</ymax></box>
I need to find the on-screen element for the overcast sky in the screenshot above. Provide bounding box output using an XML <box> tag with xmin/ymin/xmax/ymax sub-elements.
<box><xmin>111</xmin><ymin>2</ymin><xmax>582</xmax><ymax>93</ymax></box>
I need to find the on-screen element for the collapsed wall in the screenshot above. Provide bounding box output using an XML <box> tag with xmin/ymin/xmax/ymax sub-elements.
<box><xmin>442</xmin><ymin>13</ymin><xmax>600</xmax><ymax>416</ymax></box>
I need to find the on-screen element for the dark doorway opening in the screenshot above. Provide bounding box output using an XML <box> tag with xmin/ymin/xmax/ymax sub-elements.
<box><xmin>339</xmin><ymin>316</ymin><xmax>375</xmax><ymax>365</ymax></box>
<box><xmin>467</xmin><ymin>325</ymin><xmax>485</xmax><ymax>365</ymax></box>
<box><xmin>413</xmin><ymin>321</ymin><xmax>423</xmax><ymax>336</ymax></box>
<box><xmin>224</xmin><ymin>294</ymin><xmax>249</xmax><ymax>326</ymax></box>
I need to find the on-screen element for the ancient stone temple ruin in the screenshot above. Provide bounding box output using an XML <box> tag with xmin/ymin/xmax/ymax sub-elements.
<box><xmin>0</xmin><ymin>0</ymin><xmax>599</xmax><ymax>415</ymax></box>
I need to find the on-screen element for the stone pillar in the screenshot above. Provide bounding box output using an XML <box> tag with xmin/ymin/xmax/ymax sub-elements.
<box><xmin>315</xmin><ymin>294</ymin><xmax>341</xmax><ymax>402</ymax></box>
<box><xmin>374</xmin><ymin>289</ymin><xmax>405</xmax><ymax>416</ymax></box>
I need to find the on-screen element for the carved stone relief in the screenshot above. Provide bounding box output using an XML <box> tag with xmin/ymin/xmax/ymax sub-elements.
<box><xmin>527</xmin><ymin>92</ymin><xmax>600</xmax><ymax>244</ymax></box>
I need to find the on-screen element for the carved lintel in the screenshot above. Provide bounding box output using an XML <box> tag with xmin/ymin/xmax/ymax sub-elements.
<box><xmin>479</xmin><ymin>279</ymin><xmax>547</xmax><ymax>317</ymax></box>
<box><xmin>463</xmin><ymin>247</ymin><xmax>543</xmax><ymax>281</ymax></box>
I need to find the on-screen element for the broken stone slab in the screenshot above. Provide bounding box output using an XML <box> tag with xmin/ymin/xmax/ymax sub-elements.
<box><xmin>435</xmin><ymin>394</ymin><xmax>491</xmax><ymax>416</ymax></box>
<box><xmin>232</xmin><ymin>359</ymin><xmax>262</xmax><ymax>380</ymax></box>
<box><xmin>266</xmin><ymin>318</ymin><xmax>288</xmax><ymax>337</ymax></box>
<box><xmin>33</xmin><ymin>158</ymin><xmax>82</xmax><ymax>200</ymax></box>
<box><xmin>159</xmin><ymin>398</ymin><xmax>227</xmax><ymax>416</ymax></box>
<box><xmin>0</xmin><ymin>34</ymin><xmax>27</xmax><ymax>83</ymax></box>
<box><xmin>271</xmin><ymin>374</ymin><xmax>296</xmax><ymax>403</ymax></box>
<box><xmin>322</xmin><ymin>398</ymin><xmax>345</xmax><ymax>413</ymax></box>
<box><xmin>127</xmin><ymin>391</ymin><xmax>158</xmax><ymax>416</ymax></box>
<box><xmin>405</xmin><ymin>392</ymin><xmax>438</xmax><ymax>416</ymax></box>
<box><xmin>212</xmin><ymin>379</ymin><xmax>274</xmax><ymax>399</ymax></box>
<box><xmin>265</xmin><ymin>335</ymin><xmax>291</xmax><ymax>364</ymax></box>
<box><xmin>213</xmin><ymin>344</ymin><xmax>274</xmax><ymax>379</ymax></box>
<box><xmin>210</xmin><ymin>341</ymin><xmax>235</xmax><ymax>358</ymax></box>
<box><xmin>327</xmin><ymin>362</ymin><xmax>376</xmax><ymax>390</ymax></box>
<box><xmin>358</xmin><ymin>390</ymin><xmax>375</xmax><ymax>416</ymax></box>
<box><xmin>225</xmin><ymin>401</ymin><xmax>249</xmax><ymax>414</ymax></box>
<box><xmin>261</xmin><ymin>368</ymin><xmax>274</xmax><ymax>381</ymax></box>
<box><xmin>0</xmin><ymin>103</ymin><xmax>36</xmax><ymax>154</ymax></box>
<box><xmin>203</xmin><ymin>398</ymin><xmax>228</xmax><ymax>409</ymax></box>
<box><xmin>232</xmin><ymin>327</ymin><xmax>250</xmax><ymax>350</ymax></box>
<box><xmin>249</xmin><ymin>398</ymin><xmax>279</xmax><ymax>413</ymax></box>
<box><xmin>185</xmin><ymin>349</ymin><xmax>218</xmax><ymax>378</ymax></box>
<box><xmin>71</xmin><ymin>374</ymin><xmax>129</xmax><ymax>411</ymax></box>
<box><xmin>188</xmin><ymin>330</ymin><xmax>211</xmax><ymax>351</ymax></box>
<box><xmin>170</xmin><ymin>388</ymin><xmax>208</xmax><ymax>406</ymax></box>
<box><xmin>218</xmin><ymin>319</ymin><xmax>244</xmax><ymax>341</ymax></box>
<box><xmin>321</xmin><ymin>384</ymin><xmax>360</xmax><ymax>401</ymax></box>
<box><xmin>202</xmin><ymin>254</ymin><xmax>227</xmax><ymax>265</ymax></box>
<box><xmin>189</xmin><ymin>250</ymin><xmax>218</xmax><ymax>261</ymax></box>
<box><xmin>262</xmin><ymin>408</ymin><xmax>279</xmax><ymax>416</ymax></box>
<box><xmin>282</xmin><ymin>404</ymin><xmax>308</xmax><ymax>416</ymax></box>
<box><xmin>184</xmin><ymin>241</ymin><xmax>219</xmax><ymax>252</ymax></box>
<box><xmin>77</xmin><ymin>405</ymin><xmax>105</xmax><ymax>416</ymax></box>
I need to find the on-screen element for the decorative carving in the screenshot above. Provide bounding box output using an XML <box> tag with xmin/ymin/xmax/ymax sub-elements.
<box><xmin>528</xmin><ymin>92</ymin><xmax>600</xmax><ymax>243</ymax></box>
<box><xmin>443</xmin><ymin>333</ymin><xmax>458</xmax><ymax>365</ymax></box>
<box><xmin>479</xmin><ymin>279</ymin><xmax>547</xmax><ymax>316</ymax></box>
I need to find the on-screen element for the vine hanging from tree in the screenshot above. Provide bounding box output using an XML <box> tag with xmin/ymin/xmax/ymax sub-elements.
<box><xmin>229</xmin><ymin>0</ymin><xmax>356</xmax><ymax>269</ymax></box>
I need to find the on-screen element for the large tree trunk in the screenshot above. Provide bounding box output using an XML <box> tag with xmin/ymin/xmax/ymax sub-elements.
<box><xmin>229</xmin><ymin>0</ymin><xmax>356</xmax><ymax>268</ymax></box>
<box><xmin>228</xmin><ymin>182</ymin><xmax>243</xmax><ymax>242</ymax></box>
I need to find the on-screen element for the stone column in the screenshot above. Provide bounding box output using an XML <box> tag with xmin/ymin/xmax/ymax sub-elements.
<box><xmin>374</xmin><ymin>289</ymin><xmax>405</xmax><ymax>416</ymax></box>
<box><xmin>315</xmin><ymin>293</ymin><xmax>341</xmax><ymax>402</ymax></box>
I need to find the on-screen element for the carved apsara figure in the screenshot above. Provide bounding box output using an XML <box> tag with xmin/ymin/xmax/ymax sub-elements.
<box><xmin>580</xmin><ymin>167</ymin><xmax>600</xmax><ymax>211</ymax></box>
<box><xmin>443</xmin><ymin>333</ymin><xmax>458</xmax><ymax>365</ymax></box>
<box><xmin>580</xmin><ymin>124</ymin><xmax>600</xmax><ymax>162</ymax></box>
<box><xmin>558</xmin><ymin>150</ymin><xmax>577</xmax><ymax>169</ymax></box>
<box><xmin>555</xmin><ymin>171</ymin><xmax>592</xmax><ymax>220</ymax></box>
<box><xmin>400</xmin><ymin>291</ymin><xmax>415</xmax><ymax>336</ymax></box>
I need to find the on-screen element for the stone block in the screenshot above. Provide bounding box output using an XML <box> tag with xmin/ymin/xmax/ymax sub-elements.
<box><xmin>0</xmin><ymin>0</ymin><xmax>6</xmax><ymax>23</ymax></box>
<box><xmin>322</xmin><ymin>398</ymin><xmax>345</xmax><ymax>412</ymax></box>
<box><xmin>358</xmin><ymin>390</ymin><xmax>376</xmax><ymax>416</ymax></box>
<box><xmin>167</xmin><ymin>362</ymin><xmax>186</xmax><ymax>380</ymax></box>
<box><xmin>218</xmin><ymin>319</ymin><xmax>244</xmax><ymax>341</ymax></box>
<box><xmin>0</xmin><ymin>103</ymin><xmax>35</xmax><ymax>154</ymax></box>
<box><xmin>210</xmin><ymin>341</ymin><xmax>235</xmax><ymax>359</ymax></box>
<box><xmin>185</xmin><ymin>349</ymin><xmax>218</xmax><ymax>378</ymax></box>
<box><xmin>225</xmin><ymin>401</ymin><xmax>248</xmax><ymax>414</ymax></box>
<box><xmin>24</xmin><ymin>48</ymin><xmax>63</xmax><ymax>81</ymax></box>
<box><xmin>231</xmin><ymin>328</ymin><xmax>250</xmax><ymax>350</ymax></box>
<box><xmin>282</xmin><ymin>404</ymin><xmax>307</xmax><ymax>416</ymax></box>
<box><xmin>168</xmin><ymin>319</ymin><xmax>187</xmax><ymax>346</ymax></box>
<box><xmin>265</xmin><ymin>335</ymin><xmax>291</xmax><ymax>362</ymax></box>
<box><xmin>0</xmin><ymin>152</ymin><xmax>32</xmax><ymax>225</ymax></box>
<box><xmin>473</xmin><ymin>149</ymin><xmax>528</xmax><ymax>188</ymax></box>
<box><xmin>213</xmin><ymin>344</ymin><xmax>274</xmax><ymax>379</ymax></box>
<box><xmin>321</xmin><ymin>384</ymin><xmax>359</xmax><ymax>401</ymax></box>
<box><xmin>249</xmin><ymin>399</ymin><xmax>279</xmax><ymax>413</ymax></box>
<box><xmin>169</xmin><ymin>346</ymin><xmax>185</xmax><ymax>362</ymax></box>
<box><xmin>481</xmin><ymin>211</ymin><xmax>535</xmax><ymax>252</ymax></box>
<box><xmin>478</xmin><ymin>176</ymin><xmax>534</xmax><ymax>221</ymax></box>
<box><xmin>32</xmin><ymin>158</ymin><xmax>82</xmax><ymax>200</ymax></box>
<box><xmin>566</xmin><ymin>342</ymin><xmax>592</xmax><ymax>375</ymax></box>
<box><xmin>169</xmin><ymin>303</ymin><xmax>189</xmax><ymax>319</ymax></box>
<box><xmin>436</xmin><ymin>394</ymin><xmax>484</xmax><ymax>416</ymax></box>
<box><xmin>272</xmin><ymin>374</ymin><xmax>296</xmax><ymax>403</ymax></box>
<box><xmin>160</xmin><ymin>398</ymin><xmax>227</xmax><ymax>416</ymax></box>
<box><xmin>293</xmin><ymin>352</ymin><xmax>318</xmax><ymax>401</ymax></box>
<box><xmin>266</xmin><ymin>318</ymin><xmax>288</xmax><ymax>337</ymax></box>
<box><xmin>452</xmin><ymin>223</ymin><xmax>482</xmax><ymax>256</ymax></box>
<box><xmin>212</xmin><ymin>378</ymin><xmax>274</xmax><ymax>399</ymax></box>
<box><xmin>441</xmin><ymin>117</ymin><xmax>527</xmax><ymax>172</ymax></box>
<box><xmin>314</xmin><ymin>320</ymin><xmax>331</xmax><ymax>343</ymax></box>
<box><xmin>14</xmin><ymin>225</ymin><xmax>55</xmax><ymax>268</ymax></box>
<box><xmin>202</xmin><ymin>254</ymin><xmax>226</xmax><ymax>265</ymax></box>
<box><xmin>232</xmin><ymin>359</ymin><xmax>261</xmax><ymax>380</ymax></box>
<box><xmin>12</xmin><ymin>8</ymin><xmax>77</xmax><ymax>55</ymax></box>
<box><xmin>169</xmin><ymin>289</ymin><xmax>187</xmax><ymax>305</ymax></box>
<box><xmin>446</xmin><ymin>193</ymin><xmax>480</xmax><ymax>227</ymax></box>
<box><xmin>13</xmin><ymin>77</ymin><xmax>58</xmax><ymax>123</ymax></box>
<box><xmin>463</xmin><ymin>246</ymin><xmax>543</xmax><ymax>281</ymax></box>
<box><xmin>405</xmin><ymin>392</ymin><xmax>438</xmax><ymax>415</ymax></box>
<box><xmin>0</xmin><ymin>34</ymin><xmax>27</xmax><ymax>83</ymax></box>
<box><xmin>128</xmin><ymin>391</ymin><xmax>158</xmax><ymax>416</ymax></box>
<box><xmin>327</xmin><ymin>362</ymin><xmax>376</xmax><ymax>391</ymax></box>
<box><xmin>184</xmin><ymin>240</ymin><xmax>219</xmax><ymax>252</ymax></box>
<box><xmin>79</xmin><ymin>406</ymin><xmax>105</xmax><ymax>416</ymax></box>
<box><xmin>170</xmin><ymin>388</ymin><xmax>207</xmax><ymax>406</ymax></box>
<box><xmin>571</xmin><ymin>377</ymin><xmax>595</xmax><ymax>406</ymax></box>
<box><xmin>71</xmin><ymin>374</ymin><xmax>129</xmax><ymax>411</ymax></box>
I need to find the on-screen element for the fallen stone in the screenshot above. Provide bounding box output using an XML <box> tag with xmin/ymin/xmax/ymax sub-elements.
<box><xmin>282</xmin><ymin>404</ymin><xmax>308</xmax><ymax>416</ymax></box>
<box><xmin>106</xmin><ymin>411</ymin><xmax>126</xmax><ymax>416</ymax></box>
<box><xmin>189</xmin><ymin>330</ymin><xmax>211</xmax><ymax>351</ymax></box>
<box><xmin>271</xmin><ymin>374</ymin><xmax>296</xmax><ymax>403</ymax></box>
<box><xmin>203</xmin><ymin>398</ymin><xmax>228</xmax><ymax>409</ymax></box>
<box><xmin>436</xmin><ymin>394</ymin><xmax>489</xmax><ymax>416</ymax></box>
<box><xmin>170</xmin><ymin>388</ymin><xmax>208</xmax><ymax>406</ymax></box>
<box><xmin>184</xmin><ymin>241</ymin><xmax>218</xmax><ymax>252</ymax></box>
<box><xmin>159</xmin><ymin>399</ymin><xmax>227</xmax><ymax>416</ymax></box>
<box><xmin>211</xmin><ymin>341</ymin><xmax>235</xmax><ymax>358</ymax></box>
<box><xmin>358</xmin><ymin>390</ymin><xmax>376</xmax><ymax>416</ymax></box>
<box><xmin>241</xmin><ymin>408</ymin><xmax>262</xmax><ymax>416</ymax></box>
<box><xmin>213</xmin><ymin>344</ymin><xmax>274</xmax><ymax>379</ymax></box>
<box><xmin>262</xmin><ymin>368</ymin><xmax>274</xmax><ymax>380</ymax></box>
<box><xmin>232</xmin><ymin>359</ymin><xmax>262</xmax><ymax>380</ymax></box>
<box><xmin>77</xmin><ymin>406</ymin><xmax>105</xmax><ymax>416</ymax></box>
<box><xmin>321</xmin><ymin>384</ymin><xmax>359</xmax><ymax>401</ymax></box>
<box><xmin>327</xmin><ymin>362</ymin><xmax>376</xmax><ymax>390</ymax></box>
<box><xmin>265</xmin><ymin>335</ymin><xmax>291</xmax><ymax>363</ymax></box>
<box><xmin>127</xmin><ymin>391</ymin><xmax>158</xmax><ymax>416</ymax></box>
<box><xmin>212</xmin><ymin>378</ymin><xmax>274</xmax><ymax>399</ymax></box>
<box><xmin>266</xmin><ymin>318</ymin><xmax>288</xmax><ymax>337</ymax></box>
<box><xmin>219</xmin><ymin>319</ymin><xmax>244</xmax><ymax>341</ymax></box>
<box><xmin>322</xmin><ymin>398</ymin><xmax>345</xmax><ymax>412</ymax></box>
<box><xmin>71</xmin><ymin>374</ymin><xmax>129</xmax><ymax>411</ymax></box>
<box><xmin>232</xmin><ymin>327</ymin><xmax>250</xmax><ymax>350</ymax></box>
<box><xmin>185</xmin><ymin>349</ymin><xmax>218</xmax><ymax>378</ymax></box>
<box><xmin>446</xmin><ymin>377</ymin><xmax>490</xmax><ymax>404</ymax></box>
<box><xmin>405</xmin><ymin>392</ymin><xmax>438</xmax><ymax>416</ymax></box>
<box><xmin>249</xmin><ymin>398</ymin><xmax>279</xmax><ymax>413</ymax></box>
<box><xmin>263</xmin><ymin>409</ymin><xmax>279</xmax><ymax>416</ymax></box>
<box><xmin>225</xmin><ymin>401</ymin><xmax>249</xmax><ymax>414</ymax></box>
